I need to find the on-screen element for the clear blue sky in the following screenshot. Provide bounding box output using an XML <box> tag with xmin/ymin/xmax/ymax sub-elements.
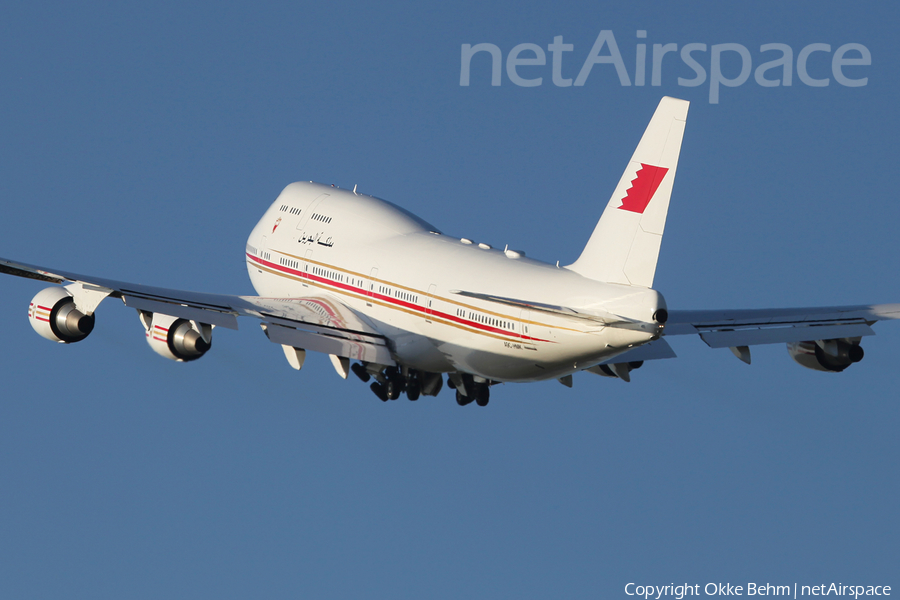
<box><xmin>1</xmin><ymin>2</ymin><xmax>897</xmax><ymax>598</ymax></box>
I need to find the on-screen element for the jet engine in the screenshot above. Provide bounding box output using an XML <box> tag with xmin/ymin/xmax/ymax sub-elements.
<box><xmin>28</xmin><ymin>287</ymin><xmax>95</xmax><ymax>343</ymax></box>
<box><xmin>787</xmin><ymin>339</ymin><xmax>864</xmax><ymax>372</ymax></box>
<box><xmin>140</xmin><ymin>311</ymin><xmax>212</xmax><ymax>362</ymax></box>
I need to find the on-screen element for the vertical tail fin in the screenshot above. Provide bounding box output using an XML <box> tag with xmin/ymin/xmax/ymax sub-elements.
<box><xmin>566</xmin><ymin>97</ymin><xmax>689</xmax><ymax>287</ymax></box>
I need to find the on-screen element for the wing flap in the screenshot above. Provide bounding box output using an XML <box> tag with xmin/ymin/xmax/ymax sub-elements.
<box><xmin>123</xmin><ymin>295</ymin><xmax>240</xmax><ymax>330</ymax></box>
<box><xmin>698</xmin><ymin>323</ymin><xmax>875</xmax><ymax>348</ymax></box>
<box><xmin>261</xmin><ymin>322</ymin><xmax>394</xmax><ymax>365</ymax></box>
<box><xmin>664</xmin><ymin>304</ymin><xmax>900</xmax><ymax>350</ymax></box>
<box><xmin>239</xmin><ymin>296</ymin><xmax>384</xmax><ymax>337</ymax></box>
<box><xmin>0</xmin><ymin>260</ymin><xmax>66</xmax><ymax>284</ymax></box>
<box><xmin>666</xmin><ymin>304</ymin><xmax>900</xmax><ymax>335</ymax></box>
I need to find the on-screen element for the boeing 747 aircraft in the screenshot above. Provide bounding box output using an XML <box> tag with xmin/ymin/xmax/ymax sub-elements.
<box><xmin>2</xmin><ymin>97</ymin><xmax>897</xmax><ymax>406</ymax></box>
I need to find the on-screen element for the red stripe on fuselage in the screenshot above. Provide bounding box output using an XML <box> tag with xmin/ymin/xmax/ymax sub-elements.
<box><xmin>246</xmin><ymin>252</ymin><xmax>549</xmax><ymax>343</ymax></box>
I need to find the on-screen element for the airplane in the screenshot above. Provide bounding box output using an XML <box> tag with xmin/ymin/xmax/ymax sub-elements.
<box><xmin>2</xmin><ymin>96</ymin><xmax>898</xmax><ymax>407</ymax></box>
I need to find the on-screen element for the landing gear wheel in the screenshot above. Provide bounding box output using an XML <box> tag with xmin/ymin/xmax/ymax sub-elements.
<box><xmin>456</xmin><ymin>390</ymin><xmax>473</xmax><ymax>406</ymax></box>
<box><xmin>370</xmin><ymin>382</ymin><xmax>388</xmax><ymax>402</ymax></box>
<box><xmin>385</xmin><ymin>376</ymin><xmax>403</xmax><ymax>400</ymax></box>
<box><xmin>406</xmin><ymin>380</ymin><xmax>421</xmax><ymax>401</ymax></box>
<box><xmin>351</xmin><ymin>362</ymin><xmax>371</xmax><ymax>382</ymax></box>
<box><xmin>475</xmin><ymin>385</ymin><xmax>490</xmax><ymax>407</ymax></box>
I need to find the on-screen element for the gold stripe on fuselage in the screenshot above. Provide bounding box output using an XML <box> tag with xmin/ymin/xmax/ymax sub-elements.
<box><xmin>273</xmin><ymin>249</ymin><xmax>579</xmax><ymax>334</ymax></box>
<box><xmin>250</xmin><ymin>256</ymin><xmax>537</xmax><ymax>344</ymax></box>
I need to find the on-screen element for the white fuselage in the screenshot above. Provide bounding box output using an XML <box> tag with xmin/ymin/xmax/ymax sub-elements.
<box><xmin>245</xmin><ymin>182</ymin><xmax>665</xmax><ymax>382</ymax></box>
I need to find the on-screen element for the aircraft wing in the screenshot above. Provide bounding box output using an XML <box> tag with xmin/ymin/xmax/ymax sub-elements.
<box><xmin>0</xmin><ymin>256</ymin><xmax>395</xmax><ymax>366</ymax></box>
<box><xmin>581</xmin><ymin>304</ymin><xmax>900</xmax><ymax>380</ymax></box>
<box><xmin>664</xmin><ymin>305</ymin><xmax>900</xmax><ymax>348</ymax></box>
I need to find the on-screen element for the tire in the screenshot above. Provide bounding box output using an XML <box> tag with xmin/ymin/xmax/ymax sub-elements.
<box><xmin>351</xmin><ymin>362</ymin><xmax>371</xmax><ymax>382</ymax></box>
<box><xmin>475</xmin><ymin>385</ymin><xmax>489</xmax><ymax>407</ymax></box>
<box><xmin>386</xmin><ymin>376</ymin><xmax>403</xmax><ymax>400</ymax></box>
<box><xmin>370</xmin><ymin>382</ymin><xmax>388</xmax><ymax>402</ymax></box>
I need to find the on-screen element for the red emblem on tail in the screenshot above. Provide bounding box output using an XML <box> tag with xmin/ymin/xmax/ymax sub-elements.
<box><xmin>618</xmin><ymin>164</ymin><xmax>669</xmax><ymax>214</ymax></box>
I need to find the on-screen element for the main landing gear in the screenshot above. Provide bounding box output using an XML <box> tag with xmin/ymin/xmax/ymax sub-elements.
<box><xmin>354</xmin><ymin>364</ymin><xmax>442</xmax><ymax>402</ymax></box>
<box><xmin>352</xmin><ymin>363</ymin><xmax>491</xmax><ymax>406</ymax></box>
<box><xmin>455</xmin><ymin>387</ymin><xmax>489</xmax><ymax>407</ymax></box>
<box><xmin>449</xmin><ymin>374</ymin><xmax>490</xmax><ymax>407</ymax></box>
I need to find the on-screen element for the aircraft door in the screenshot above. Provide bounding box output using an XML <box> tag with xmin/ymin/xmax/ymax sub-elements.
<box><xmin>302</xmin><ymin>249</ymin><xmax>313</xmax><ymax>287</ymax></box>
<box><xmin>296</xmin><ymin>193</ymin><xmax>330</xmax><ymax>230</ymax></box>
<box><xmin>367</xmin><ymin>267</ymin><xmax>378</xmax><ymax>306</ymax></box>
<box><xmin>520</xmin><ymin>308</ymin><xmax>554</xmax><ymax>345</ymax></box>
<box><xmin>425</xmin><ymin>284</ymin><xmax>437</xmax><ymax>323</ymax></box>
<box><xmin>259</xmin><ymin>235</ymin><xmax>269</xmax><ymax>262</ymax></box>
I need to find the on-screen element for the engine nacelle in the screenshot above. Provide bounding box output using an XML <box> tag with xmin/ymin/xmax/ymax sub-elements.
<box><xmin>140</xmin><ymin>311</ymin><xmax>212</xmax><ymax>362</ymax></box>
<box><xmin>29</xmin><ymin>287</ymin><xmax>95</xmax><ymax>343</ymax></box>
<box><xmin>787</xmin><ymin>340</ymin><xmax>864</xmax><ymax>372</ymax></box>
